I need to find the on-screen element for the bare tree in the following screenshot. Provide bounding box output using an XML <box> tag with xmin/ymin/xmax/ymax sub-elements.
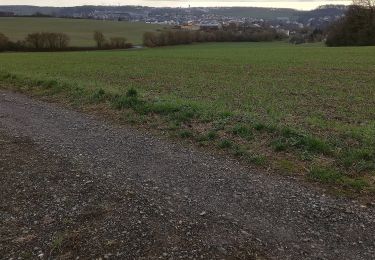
<box><xmin>25</xmin><ymin>33</ymin><xmax>44</xmax><ymax>49</ymax></box>
<box><xmin>353</xmin><ymin>0</ymin><xmax>375</xmax><ymax>8</ymax></box>
<box><xmin>109</xmin><ymin>37</ymin><xmax>127</xmax><ymax>48</ymax></box>
<box><xmin>56</xmin><ymin>33</ymin><xmax>70</xmax><ymax>49</ymax></box>
<box><xmin>326</xmin><ymin>0</ymin><xmax>375</xmax><ymax>46</ymax></box>
<box><xmin>0</xmin><ymin>32</ymin><xmax>9</xmax><ymax>50</ymax></box>
<box><xmin>93</xmin><ymin>31</ymin><xmax>106</xmax><ymax>49</ymax></box>
<box><xmin>45</xmin><ymin>32</ymin><xmax>58</xmax><ymax>49</ymax></box>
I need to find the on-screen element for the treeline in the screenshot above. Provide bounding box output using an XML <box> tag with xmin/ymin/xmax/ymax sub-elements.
<box><xmin>143</xmin><ymin>29</ymin><xmax>285</xmax><ymax>47</ymax></box>
<box><xmin>0</xmin><ymin>32</ymin><xmax>70</xmax><ymax>51</ymax></box>
<box><xmin>25</xmin><ymin>32</ymin><xmax>70</xmax><ymax>49</ymax></box>
<box><xmin>289</xmin><ymin>28</ymin><xmax>324</xmax><ymax>44</ymax></box>
<box><xmin>326</xmin><ymin>2</ymin><xmax>375</xmax><ymax>46</ymax></box>
<box><xmin>93</xmin><ymin>31</ymin><xmax>133</xmax><ymax>49</ymax></box>
<box><xmin>0</xmin><ymin>31</ymin><xmax>133</xmax><ymax>52</ymax></box>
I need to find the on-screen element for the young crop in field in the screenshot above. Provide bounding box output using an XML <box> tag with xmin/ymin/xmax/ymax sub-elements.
<box><xmin>1</xmin><ymin>42</ymin><xmax>374</xmax><ymax>193</ymax></box>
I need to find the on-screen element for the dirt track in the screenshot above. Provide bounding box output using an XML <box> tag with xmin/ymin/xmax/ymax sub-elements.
<box><xmin>0</xmin><ymin>90</ymin><xmax>374</xmax><ymax>259</ymax></box>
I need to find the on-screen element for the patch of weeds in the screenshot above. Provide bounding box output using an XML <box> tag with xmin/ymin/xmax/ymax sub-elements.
<box><xmin>111</xmin><ymin>88</ymin><xmax>141</xmax><ymax>109</ymax></box>
<box><xmin>219</xmin><ymin>111</ymin><xmax>233</xmax><ymax>119</ymax></box>
<box><xmin>168</xmin><ymin>121</ymin><xmax>180</xmax><ymax>131</ymax></box>
<box><xmin>299</xmin><ymin>151</ymin><xmax>314</xmax><ymax>161</ymax></box>
<box><xmin>196</xmin><ymin>131</ymin><xmax>217</xmax><ymax>147</ymax></box>
<box><xmin>197</xmin><ymin>130</ymin><xmax>218</xmax><ymax>142</ymax></box>
<box><xmin>179</xmin><ymin>130</ymin><xmax>193</xmax><ymax>138</ymax></box>
<box><xmin>112</xmin><ymin>93</ymin><xmax>141</xmax><ymax>110</ymax></box>
<box><xmin>271</xmin><ymin>138</ymin><xmax>288</xmax><ymax>152</ymax></box>
<box><xmin>299</xmin><ymin>135</ymin><xmax>332</xmax><ymax>155</ymax></box>
<box><xmin>51</xmin><ymin>232</ymin><xmax>65</xmax><ymax>253</ymax></box>
<box><xmin>41</xmin><ymin>79</ymin><xmax>58</xmax><ymax>89</ymax></box>
<box><xmin>112</xmin><ymin>91</ymin><xmax>199</xmax><ymax>124</ymax></box>
<box><xmin>276</xmin><ymin>159</ymin><xmax>297</xmax><ymax>174</ymax></box>
<box><xmin>143</xmin><ymin>102</ymin><xmax>198</xmax><ymax>123</ymax></box>
<box><xmin>233</xmin><ymin>145</ymin><xmax>247</xmax><ymax>157</ymax></box>
<box><xmin>246</xmin><ymin>154</ymin><xmax>267</xmax><ymax>166</ymax></box>
<box><xmin>253</xmin><ymin>122</ymin><xmax>275</xmax><ymax>133</ymax></box>
<box><xmin>218</xmin><ymin>139</ymin><xmax>233</xmax><ymax>149</ymax></box>
<box><xmin>213</xmin><ymin>118</ymin><xmax>228</xmax><ymax>131</ymax></box>
<box><xmin>0</xmin><ymin>72</ymin><xmax>9</xmax><ymax>79</ymax></box>
<box><xmin>232</xmin><ymin>124</ymin><xmax>253</xmax><ymax>139</ymax></box>
<box><xmin>126</xmin><ymin>87</ymin><xmax>138</xmax><ymax>98</ymax></box>
<box><xmin>342</xmin><ymin>178</ymin><xmax>369</xmax><ymax>192</ymax></box>
<box><xmin>20</xmin><ymin>251</ymin><xmax>33</xmax><ymax>259</ymax></box>
<box><xmin>196</xmin><ymin>135</ymin><xmax>207</xmax><ymax>142</ymax></box>
<box><xmin>170</xmin><ymin>105</ymin><xmax>198</xmax><ymax>123</ymax></box>
<box><xmin>254</xmin><ymin>122</ymin><xmax>267</xmax><ymax>131</ymax></box>
<box><xmin>90</xmin><ymin>88</ymin><xmax>106</xmax><ymax>103</ymax></box>
<box><xmin>341</xmin><ymin>148</ymin><xmax>374</xmax><ymax>171</ymax></box>
<box><xmin>308</xmin><ymin>167</ymin><xmax>342</xmax><ymax>184</ymax></box>
<box><xmin>1</xmin><ymin>72</ymin><xmax>16</xmax><ymax>80</ymax></box>
<box><xmin>68</xmin><ymin>86</ymin><xmax>86</xmax><ymax>101</ymax></box>
<box><xmin>206</xmin><ymin>130</ymin><xmax>217</xmax><ymax>140</ymax></box>
<box><xmin>122</xmin><ymin>112</ymin><xmax>139</xmax><ymax>125</ymax></box>
<box><xmin>355</xmin><ymin>160</ymin><xmax>375</xmax><ymax>172</ymax></box>
<box><xmin>281</xmin><ymin>127</ymin><xmax>298</xmax><ymax>138</ymax></box>
<box><xmin>144</xmin><ymin>101</ymin><xmax>180</xmax><ymax>115</ymax></box>
<box><xmin>276</xmin><ymin>127</ymin><xmax>332</xmax><ymax>155</ymax></box>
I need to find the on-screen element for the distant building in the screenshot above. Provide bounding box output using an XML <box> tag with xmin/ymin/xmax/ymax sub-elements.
<box><xmin>277</xmin><ymin>17</ymin><xmax>290</xmax><ymax>22</ymax></box>
<box><xmin>181</xmin><ymin>22</ymin><xmax>200</xmax><ymax>31</ymax></box>
<box><xmin>199</xmin><ymin>23</ymin><xmax>222</xmax><ymax>31</ymax></box>
<box><xmin>0</xmin><ymin>12</ymin><xmax>14</xmax><ymax>17</ymax></box>
<box><xmin>276</xmin><ymin>28</ymin><xmax>290</xmax><ymax>36</ymax></box>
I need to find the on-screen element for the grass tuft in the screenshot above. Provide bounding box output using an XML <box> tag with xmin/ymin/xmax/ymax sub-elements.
<box><xmin>232</xmin><ymin>124</ymin><xmax>253</xmax><ymax>139</ymax></box>
<box><xmin>126</xmin><ymin>87</ymin><xmax>138</xmax><ymax>98</ymax></box>
<box><xmin>308</xmin><ymin>167</ymin><xmax>343</xmax><ymax>184</ymax></box>
<box><xmin>246</xmin><ymin>154</ymin><xmax>267</xmax><ymax>166</ymax></box>
<box><xmin>90</xmin><ymin>88</ymin><xmax>106</xmax><ymax>102</ymax></box>
<box><xmin>179</xmin><ymin>130</ymin><xmax>193</xmax><ymax>138</ymax></box>
<box><xmin>218</xmin><ymin>139</ymin><xmax>233</xmax><ymax>149</ymax></box>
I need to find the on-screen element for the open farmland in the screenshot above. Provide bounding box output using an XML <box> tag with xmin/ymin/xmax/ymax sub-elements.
<box><xmin>0</xmin><ymin>17</ymin><xmax>164</xmax><ymax>46</ymax></box>
<box><xmin>0</xmin><ymin>42</ymin><xmax>374</xmax><ymax>193</ymax></box>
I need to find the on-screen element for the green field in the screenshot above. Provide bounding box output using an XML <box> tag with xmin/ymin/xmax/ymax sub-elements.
<box><xmin>0</xmin><ymin>17</ymin><xmax>164</xmax><ymax>46</ymax></box>
<box><xmin>1</xmin><ymin>42</ymin><xmax>374</xmax><ymax>192</ymax></box>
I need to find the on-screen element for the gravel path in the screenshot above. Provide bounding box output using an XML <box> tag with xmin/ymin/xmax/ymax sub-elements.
<box><xmin>0</xmin><ymin>90</ymin><xmax>374</xmax><ymax>259</ymax></box>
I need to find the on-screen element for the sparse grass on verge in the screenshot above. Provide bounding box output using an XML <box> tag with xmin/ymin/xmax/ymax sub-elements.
<box><xmin>308</xmin><ymin>167</ymin><xmax>370</xmax><ymax>192</ymax></box>
<box><xmin>1</xmin><ymin>42</ymin><xmax>374</xmax><ymax>194</ymax></box>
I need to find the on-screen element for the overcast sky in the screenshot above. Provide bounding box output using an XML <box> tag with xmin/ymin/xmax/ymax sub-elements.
<box><xmin>0</xmin><ymin>0</ymin><xmax>351</xmax><ymax>10</ymax></box>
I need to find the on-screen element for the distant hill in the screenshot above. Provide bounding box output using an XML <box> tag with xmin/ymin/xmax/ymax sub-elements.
<box><xmin>0</xmin><ymin>5</ymin><xmax>347</xmax><ymax>21</ymax></box>
<box><xmin>0</xmin><ymin>5</ymin><xmax>59</xmax><ymax>16</ymax></box>
<box><xmin>298</xmin><ymin>5</ymin><xmax>347</xmax><ymax>22</ymax></box>
<box><xmin>207</xmin><ymin>7</ymin><xmax>298</xmax><ymax>20</ymax></box>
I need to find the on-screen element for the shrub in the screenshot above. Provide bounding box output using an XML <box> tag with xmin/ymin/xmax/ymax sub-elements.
<box><xmin>90</xmin><ymin>88</ymin><xmax>106</xmax><ymax>102</ymax></box>
<box><xmin>126</xmin><ymin>88</ymin><xmax>138</xmax><ymax>98</ymax></box>
<box><xmin>232</xmin><ymin>124</ymin><xmax>252</xmax><ymax>139</ymax></box>
<box><xmin>109</xmin><ymin>37</ymin><xmax>127</xmax><ymax>49</ymax></box>
<box><xmin>218</xmin><ymin>139</ymin><xmax>233</xmax><ymax>149</ymax></box>
<box><xmin>93</xmin><ymin>31</ymin><xmax>106</xmax><ymax>48</ymax></box>
<box><xmin>143</xmin><ymin>28</ymin><xmax>283</xmax><ymax>48</ymax></box>
<box><xmin>326</xmin><ymin>4</ymin><xmax>375</xmax><ymax>46</ymax></box>
<box><xmin>0</xmin><ymin>32</ymin><xmax>9</xmax><ymax>51</ymax></box>
<box><xmin>25</xmin><ymin>32</ymin><xmax>70</xmax><ymax>50</ymax></box>
<box><xmin>179</xmin><ymin>130</ymin><xmax>193</xmax><ymax>138</ymax></box>
<box><xmin>112</xmin><ymin>95</ymin><xmax>140</xmax><ymax>110</ymax></box>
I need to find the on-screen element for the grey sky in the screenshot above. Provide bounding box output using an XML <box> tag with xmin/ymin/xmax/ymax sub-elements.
<box><xmin>0</xmin><ymin>0</ymin><xmax>351</xmax><ymax>10</ymax></box>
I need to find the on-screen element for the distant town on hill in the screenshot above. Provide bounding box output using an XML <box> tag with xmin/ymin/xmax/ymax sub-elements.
<box><xmin>0</xmin><ymin>5</ymin><xmax>347</xmax><ymax>30</ymax></box>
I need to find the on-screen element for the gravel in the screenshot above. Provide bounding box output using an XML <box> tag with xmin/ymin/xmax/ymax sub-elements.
<box><xmin>0</xmin><ymin>90</ymin><xmax>374</xmax><ymax>259</ymax></box>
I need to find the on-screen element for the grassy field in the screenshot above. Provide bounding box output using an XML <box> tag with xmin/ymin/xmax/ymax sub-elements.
<box><xmin>0</xmin><ymin>17</ymin><xmax>164</xmax><ymax>46</ymax></box>
<box><xmin>1</xmin><ymin>42</ymin><xmax>374</xmax><ymax>193</ymax></box>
